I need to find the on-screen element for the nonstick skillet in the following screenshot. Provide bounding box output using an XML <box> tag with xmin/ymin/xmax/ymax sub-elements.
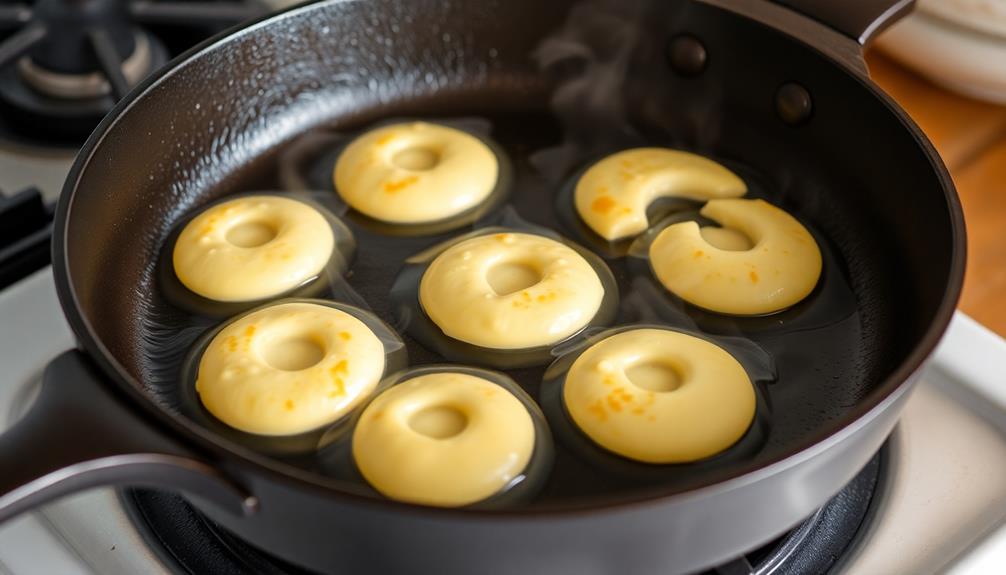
<box><xmin>0</xmin><ymin>0</ymin><xmax>964</xmax><ymax>573</ymax></box>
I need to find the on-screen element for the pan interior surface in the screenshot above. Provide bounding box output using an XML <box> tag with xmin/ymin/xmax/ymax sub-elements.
<box><xmin>59</xmin><ymin>0</ymin><xmax>959</xmax><ymax>510</ymax></box>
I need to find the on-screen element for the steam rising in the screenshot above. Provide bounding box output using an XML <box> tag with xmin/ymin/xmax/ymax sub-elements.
<box><xmin>531</xmin><ymin>0</ymin><xmax>728</xmax><ymax>181</ymax></box>
<box><xmin>531</xmin><ymin>0</ymin><xmax>649</xmax><ymax>181</ymax></box>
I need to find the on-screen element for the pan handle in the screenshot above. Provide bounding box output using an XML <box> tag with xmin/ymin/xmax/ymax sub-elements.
<box><xmin>771</xmin><ymin>0</ymin><xmax>915</xmax><ymax>45</ymax></box>
<box><xmin>0</xmin><ymin>350</ymin><xmax>257</xmax><ymax>524</ymax></box>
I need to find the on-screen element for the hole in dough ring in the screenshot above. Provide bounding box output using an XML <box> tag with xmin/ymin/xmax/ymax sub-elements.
<box><xmin>574</xmin><ymin>147</ymin><xmax>747</xmax><ymax>242</ymax></box>
<box><xmin>173</xmin><ymin>195</ymin><xmax>336</xmax><ymax>302</ymax></box>
<box><xmin>352</xmin><ymin>371</ymin><xmax>536</xmax><ymax>507</ymax></box>
<box><xmin>334</xmin><ymin>122</ymin><xmax>499</xmax><ymax>224</ymax></box>
<box><xmin>562</xmin><ymin>328</ymin><xmax>756</xmax><ymax>463</ymax></box>
<box><xmin>419</xmin><ymin>232</ymin><xmax>606</xmax><ymax>350</ymax></box>
<box><xmin>649</xmin><ymin>198</ymin><xmax>822</xmax><ymax>316</ymax></box>
<box><xmin>195</xmin><ymin>301</ymin><xmax>386</xmax><ymax>436</ymax></box>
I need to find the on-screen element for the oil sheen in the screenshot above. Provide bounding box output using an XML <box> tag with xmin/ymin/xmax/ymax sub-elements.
<box><xmin>140</xmin><ymin>111</ymin><xmax>864</xmax><ymax>508</ymax></box>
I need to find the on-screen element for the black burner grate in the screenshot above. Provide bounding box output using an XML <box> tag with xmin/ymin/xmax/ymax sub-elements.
<box><xmin>0</xmin><ymin>187</ymin><xmax>53</xmax><ymax>289</ymax></box>
<box><xmin>125</xmin><ymin>449</ymin><xmax>883</xmax><ymax>575</ymax></box>
<box><xmin>0</xmin><ymin>0</ymin><xmax>265</xmax><ymax>145</ymax></box>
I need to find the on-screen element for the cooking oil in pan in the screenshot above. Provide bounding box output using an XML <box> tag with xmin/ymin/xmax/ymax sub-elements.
<box><xmin>137</xmin><ymin>110</ymin><xmax>866</xmax><ymax>507</ymax></box>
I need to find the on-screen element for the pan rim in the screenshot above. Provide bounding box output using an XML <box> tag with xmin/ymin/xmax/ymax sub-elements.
<box><xmin>51</xmin><ymin>0</ymin><xmax>966</xmax><ymax>519</ymax></box>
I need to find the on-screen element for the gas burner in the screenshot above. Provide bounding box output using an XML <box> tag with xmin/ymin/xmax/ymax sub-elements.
<box><xmin>123</xmin><ymin>452</ymin><xmax>883</xmax><ymax>575</ymax></box>
<box><xmin>0</xmin><ymin>0</ymin><xmax>265</xmax><ymax>146</ymax></box>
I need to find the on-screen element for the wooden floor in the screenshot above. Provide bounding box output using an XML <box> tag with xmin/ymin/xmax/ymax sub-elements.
<box><xmin>867</xmin><ymin>51</ymin><xmax>1006</xmax><ymax>337</ymax></box>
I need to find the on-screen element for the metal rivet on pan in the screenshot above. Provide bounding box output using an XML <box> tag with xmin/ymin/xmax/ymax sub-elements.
<box><xmin>776</xmin><ymin>83</ymin><xmax>813</xmax><ymax>125</ymax></box>
<box><xmin>667</xmin><ymin>35</ymin><xmax>707</xmax><ymax>77</ymax></box>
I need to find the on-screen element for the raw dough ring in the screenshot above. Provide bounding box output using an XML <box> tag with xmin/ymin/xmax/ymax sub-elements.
<box><xmin>575</xmin><ymin>147</ymin><xmax>747</xmax><ymax>241</ymax></box>
<box><xmin>196</xmin><ymin>302</ymin><xmax>386</xmax><ymax>436</ymax></box>
<box><xmin>419</xmin><ymin>232</ymin><xmax>605</xmax><ymax>349</ymax></box>
<box><xmin>352</xmin><ymin>371</ymin><xmax>536</xmax><ymax>507</ymax></box>
<box><xmin>649</xmin><ymin>198</ymin><xmax>822</xmax><ymax>316</ymax></box>
<box><xmin>334</xmin><ymin>122</ymin><xmax>499</xmax><ymax>224</ymax></box>
<box><xmin>173</xmin><ymin>195</ymin><xmax>335</xmax><ymax>302</ymax></box>
<box><xmin>563</xmin><ymin>328</ymin><xmax>755</xmax><ymax>463</ymax></box>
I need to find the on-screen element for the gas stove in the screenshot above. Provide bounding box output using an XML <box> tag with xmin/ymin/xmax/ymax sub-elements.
<box><xmin>0</xmin><ymin>0</ymin><xmax>266</xmax><ymax>146</ymax></box>
<box><xmin>2</xmin><ymin>269</ymin><xmax>1004</xmax><ymax>575</ymax></box>
<box><xmin>1</xmin><ymin>1</ymin><xmax>1005</xmax><ymax>573</ymax></box>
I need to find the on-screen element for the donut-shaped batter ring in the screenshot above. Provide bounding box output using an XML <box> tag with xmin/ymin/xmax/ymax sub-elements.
<box><xmin>649</xmin><ymin>198</ymin><xmax>822</xmax><ymax>316</ymax></box>
<box><xmin>196</xmin><ymin>302</ymin><xmax>386</xmax><ymax>436</ymax></box>
<box><xmin>352</xmin><ymin>371</ymin><xmax>536</xmax><ymax>507</ymax></box>
<box><xmin>563</xmin><ymin>328</ymin><xmax>755</xmax><ymax>463</ymax></box>
<box><xmin>419</xmin><ymin>232</ymin><xmax>605</xmax><ymax>350</ymax></box>
<box><xmin>575</xmin><ymin>147</ymin><xmax>747</xmax><ymax>241</ymax></box>
<box><xmin>334</xmin><ymin>122</ymin><xmax>499</xmax><ymax>224</ymax></box>
<box><xmin>173</xmin><ymin>196</ymin><xmax>336</xmax><ymax>302</ymax></box>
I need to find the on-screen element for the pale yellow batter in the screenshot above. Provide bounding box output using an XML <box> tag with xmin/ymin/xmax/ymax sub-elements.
<box><xmin>173</xmin><ymin>195</ymin><xmax>335</xmax><ymax>302</ymax></box>
<box><xmin>196</xmin><ymin>302</ymin><xmax>386</xmax><ymax>436</ymax></box>
<box><xmin>334</xmin><ymin>122</ymin><xmax>499</xmax><ymax>224</ymax></box>
<box><xmin>575</xmin><ymin>147</ymin><xmax>747</xmax><ymax>241</ymax></box>
<box><xmin>352</xmin><ymin>371</ymin><xmax>536</xmax><ymax>507</ymax></box>
<box><xmin>419</xmin><ymin>232</ymin><xmax>605</xmax><ymax>349</ymax></box>
<box><xmin>649</xmin><ymin>198</ymin><xmax>822</xmax><ymax>315</ymax></box>
<box><xmin>563</xmin><ymin>328</ymin><xmax>755</xmax><ymax>463</ymax></box>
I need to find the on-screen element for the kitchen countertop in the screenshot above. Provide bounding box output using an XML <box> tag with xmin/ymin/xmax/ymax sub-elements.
<box><xmin>867</xmin><ymin>50</ymin><xmax>1006</xmax><ymax>337</ymax></box>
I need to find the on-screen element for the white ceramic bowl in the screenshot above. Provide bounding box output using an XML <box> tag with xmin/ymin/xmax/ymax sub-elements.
<box><xmin>876</xmin><ymin>0</ymin><xmax>1006</xmax><ymax>103</ymax></box>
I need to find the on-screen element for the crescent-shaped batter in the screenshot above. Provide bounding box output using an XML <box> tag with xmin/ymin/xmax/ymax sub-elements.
<box><xmin>649</xmin><ymin>198</ymin><xmax>822</xmax><ymax>315</ymax></box>
<box><xmin>173</xmin><ymin>195</ymin><xmax>336</xmax><ymax>302</ymax></box>
<box><xmin>419</xmin><ymin>232</ymin><xmax>605</xmax><ymax>349</ymax></box>
<box><xmin>563</xmin><ymin>328</ymin><xmax>755</xmax><ymax>463</ymax></box>
<box><xmin>334</xmin><ymin>122</ymin><xmax>499</xmax><ymax>224</ymax></box>
<box><xmin>352</xmin><ymin>371</ymin><xmax>536</xmax><ymax>507</ymax></box>
<box><xmin>196</xmin><ymin>302</ymin><xmax>386</xmax><ymax>436</ymax></box>
<box><xmin>575</xmin><ymin>147</ymin><xmax>747</xmax><ymax>241</ymax></box>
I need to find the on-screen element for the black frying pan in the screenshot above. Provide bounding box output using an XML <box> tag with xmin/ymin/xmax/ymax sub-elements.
<box><xmin>0</xmin><ymin>0</ymin><xmax>964</xmax><ymax>573</ymax></box>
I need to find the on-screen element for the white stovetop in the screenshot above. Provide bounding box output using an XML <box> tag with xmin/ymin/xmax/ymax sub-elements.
<box><xmin>0</xmin><ymin>268</ymin><xmax>1004</xmax><ymax>575</ymax></box>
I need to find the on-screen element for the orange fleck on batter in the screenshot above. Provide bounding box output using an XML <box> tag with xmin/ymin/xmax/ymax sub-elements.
<box><xmin>242</xmin><ymin>325</ymin><xmax>256</xmax><ymax>351</ymax></box>
<box><xmin>606</xmin><ymin>394</ymin><xmax>623</xmax><ymax>412</ymax></box>
<box><xmin>339</xmin><ymin>331</ymin><xmax>352</xmax><ymax>341</ymax></box>
<box><xmin>383</xmin><ymin>175</ymin><xmax>419</xmax><ymax>193</ymax></box>
<box><xmin>587</xmin><ymin>399</ymin><xmax>607</xmax><ymax>421</ymax></box>
<box><xmin>328</xmin><ymin>373</ymin><xmax>346</xmax><ymax>397</ymax></box>
<box><xmin>749</xmin><ymin>270</ymin><xmax>759</xmax><ymax>284</ymax></box>
<box><xmin>591</xmin><ymin>195</ymin><xmax>617</xmax><ymax>214</ymax></box>
<box><xmin>694</xmin><ymin>250</ymin><xmax>705</xmax><ymax>259</ymax></box>
<box><xmin>284</xmin><ymin>400</ymin><xmax>295</xmax><ymax>411</ymax></box>
<box><xmin>333</xmin><ymin>359</ymin><xmax>349</xmax><ymax>374</ymax></box>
